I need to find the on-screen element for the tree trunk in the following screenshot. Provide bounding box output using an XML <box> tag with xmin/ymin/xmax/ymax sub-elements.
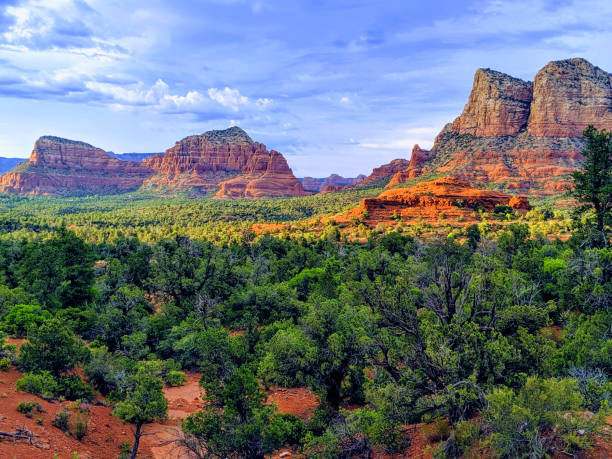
<box><xmin>326</xmin><ymin>372</ymin><xmax>343</xmax><ymax>411</ymax></box>
<box><xmin>131</xmin><ymin>423</ymin><xmax>142</xmax><ymax>459</ymax></box>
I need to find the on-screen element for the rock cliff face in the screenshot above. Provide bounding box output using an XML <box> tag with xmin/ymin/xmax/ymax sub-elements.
<box><xmin>358</xmin><ymin>159</ymin><xmax>411</xmax><ymax>187</ymax></box>
<box><xmin>387</xmin><ymin>145</ymin><xmax>432</xmax><ymax>186</ymax></box>
<box><xmin>451</xmin><ymin>69</ymin><xmax>532</xmax><ymax>136</ymax></box>
<box><xmin>527</xmin><ymin>59</ymin><xmax>612</xmax><ymax>137</ymax></box>
<box><xmin>0</xmin><ymin>136</ymin><xmax>152</xmax><ymax>195</ymax></box>
<box><xmin>0</xmin><ymin>128</ymin><xmax>305</xmax><ymax>198</ymax></box>
<box><xmin>144</xmin><ymin>127</ymin><xmax>306</xmax><ymax>198</ymax></box>
<box><xmin>301</xmin><ymin>174</ymin><xmax>366</xmax><ymax>193</ymax></box>
<box><xmin>388</xmin><ymin>58</ymin><xmax>612</xmax><ymax>195</ymax></box>
<box><xmin>345</xmin><ymin>177</ymin><xmax>530</xmax><ymax>224</ymax></box>
<box><xmin>215</xmin><ymin>150</ymin><xmax>307</xmax><ymax>198</ymax></box>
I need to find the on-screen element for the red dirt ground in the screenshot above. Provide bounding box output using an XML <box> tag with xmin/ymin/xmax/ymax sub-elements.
<box><xmin>265</xmin><ymin>386</ymin><xmax>318</xmax><ymax>421</ymax></box>
<box><xmin>0</xmin><ymin>366</ymin><xmax>136</xmax><ymax>458</ymax></box>
<box><xmin>3</xmin><ymin>365</ymin><xmax>609</xmax><ymax>459</ymax></box>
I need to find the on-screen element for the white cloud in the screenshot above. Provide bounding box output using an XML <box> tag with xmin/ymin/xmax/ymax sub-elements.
<box><xmin>207</xmin><ymin>87</ymin><xmax>248</xmax><ymax>111</ymax></box>
<box><xmin>83</xmin><ymin>79</ymin><xmax>272</xmax><ymax>116</ymax></box>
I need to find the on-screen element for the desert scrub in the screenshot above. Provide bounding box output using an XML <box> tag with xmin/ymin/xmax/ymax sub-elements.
<box><xmin>165</xmin><ymin>370</ymin><xmax>187</xmax><ymax>387</ymax></box>
<box><xmin>72</xmin><ymin>413</ymin><xmax>89</xmax><ymax>441</ymax></box>
<box><xmin>422</xmin><ymin>418</ymin><xmax>451</xmax><ymax>442</ymax></box>
<box><xmin>0</xmin><ymin>356</ymin><xmax>10</xmax><ymax>371</ymax></box>
<box><xmin>16</xmin><ymin>371</ymin><xmax>58</xmax><ymax>400</ymax></box>
<box><xmin>17</xmin><ymin>400</ymin><xmax>43</xmax><ymax>417</ymax></box>
<box><xmin>52</xmin><ymin>407</ymin><xmax>71</xmax><ymax>431</ymax></box>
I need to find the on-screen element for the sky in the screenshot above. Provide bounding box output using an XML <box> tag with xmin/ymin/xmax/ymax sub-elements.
<box><xmin>0</xmin><ymin>0</ymin><xmax>611</xmax><ymax>177</ymax></box>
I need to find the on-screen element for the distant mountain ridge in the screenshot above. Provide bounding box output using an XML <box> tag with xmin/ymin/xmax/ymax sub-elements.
<box><xmin>109</xmin><ymin>152</ymin><xmax>161</xmax><ymax>162</ymax></box>
<box><xmin>0</xmin><ymin>157</ymin><xmax>26</xmax><ymax>174</ymax></box>
<box><xmin>300</xmin><ymin>174</ymin><xmax>366</xmax><ymax>193</ymax></box>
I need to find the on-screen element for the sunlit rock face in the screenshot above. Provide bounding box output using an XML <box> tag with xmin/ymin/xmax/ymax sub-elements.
<box><xmin>387</xmin><ymin>58</ymin><xmax>612</xmax><ymax>196</ymax></box>
<box><xmin>143</xmin><ymin>126</ymin><xmax>306</xmax><ymax>198</ymax></box>
<box><xmin>0</xmin><ymin>136</ymin><xmax>152</xmax><ymax>195</ymax></box>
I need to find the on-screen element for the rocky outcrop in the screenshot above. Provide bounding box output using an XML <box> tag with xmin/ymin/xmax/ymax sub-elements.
<box><xmin>0</xmin><ymin>128</ymin><xmax>305</xmax><ymax>198</ymax></box>
<box><xmin>357</xmin><ymin>159</ymin><xmax>411</xmax><ymax>187</ymax></box>
<box><xmin>215</xmin><ymin>150</ymin><xmax>307</xmax><ymax>198</ymax></box>
<box><xmin>345</xmin><ymin>177</ymin><xmax>530</xmax><ymax>224</ymax></box>
<box><xmin>143</xmin><ymin>127</ymin><xmax>305</xmax><ymax>198</ymax></box>
<box><xmin>527</xmin><ymin>58</ymin><xmax>612</xmax><ymax>137</ymax></box>
<box><xmin>301</xmin><ymin>174</ymin><xmax>367</xmax><ymax>193</ymax></box>
<box><xmin>0</xmin><ymin>136</ymin><xmax>152</xmax><ymax>195</ymax></box>
<box><xmin>451</xmin><ymin>69</ymin><xmax>533</xmax><ymax>136</ymax></box>
<box><xmin>387</xmin><ymin>145</ymin><xmax>432</xmax><ymax>186</ymax></box>
<box><xmin>387</xmin><ymin>58</ymin><xmax>612</xmax><ymax>195</ymax></box>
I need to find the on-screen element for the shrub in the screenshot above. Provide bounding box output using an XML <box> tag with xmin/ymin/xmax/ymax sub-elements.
<box><xmin>453</xmin><ymin>419</ymin><xmax>481</xmax><ymax>455</ymax></box>
<box><xmin>17</xmin><ymin>371</ymin><xmax>59</xmax><ymax>400</ymax></box>
<box><xmin>1</xmin><ymin>304</ymin><xmax>51</xmax><ymax>338</ymax></box>
<box><xmin>17</xmin><ymin>400</ymin><xmax>42</xmax><ymax>417</ymax></box>
<box><xmin>422</xmin><ymin>418</ymin><xmax>451</xmax><ymax>442</ymax></box>
<box><xmin>72</xmin><ymin>414</ymin><xmax>88</xmax><ymax>441</ymax></box>
<box><xmin>36</xmin><ymin>418</ymin><xmax>44</xmax><ymax>425</ymax></box>
<box><xmin>0</xmin><ymin>357</ymin><xmax>10</xmax><ymax>371</ymax></box>
<box><xmin>57</xmin><ymin>374</ymin><xmax>95</xmax><ymax>402</ymax></box>
<box><xmin>165</xmin><ymin>370</ymin><xmax>187</xmax><ymax>387</ymax></box>
<box><xmin>484</xmin><ymin>376</ymin><xmax>600</xmax><ymax>458</ymax></box>
<box><xmin>52</xmin><ymin>408</ymin><xmax>70</xmax><ymax>431</ymax></box>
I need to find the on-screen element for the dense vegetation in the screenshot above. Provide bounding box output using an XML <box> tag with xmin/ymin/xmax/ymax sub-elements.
<box><xmin>0</xmin><ymin>128</ymin><xmax>610</xmax><ymax>458</ymax></box>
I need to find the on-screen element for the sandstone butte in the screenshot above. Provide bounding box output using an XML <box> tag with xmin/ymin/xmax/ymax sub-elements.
<box><xmin>0</xmin><ymin>127</ymin><xmax>306</xmax><ymax>198</ymax></box>
<box><xmin>0</xmin><ymin>136</ymin><xmax>152</xmax><ymax>196</ymax></box>
<box><xmin>342</xmin><ymin>177</ymin><xmax>530</xmax><ymax>225</ymax></box>
<box><xmin>142</xmin><ymin>126</ymin><xmax>306</xmax><ymax>198</ymax></box>
<box><xmin>386</xmin><ymin>58</ymin><xmax>612</xmax><ymax>195</ymax></box>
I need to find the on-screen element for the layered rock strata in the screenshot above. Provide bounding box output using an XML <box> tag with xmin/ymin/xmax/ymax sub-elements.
<box><xmin>347</xmin><ymin>177</ymin><xmax>530</xmax><ymax>224</ymax></box>
<box><xmin>143</xmin><ymin>127</ymin><xmax>306</xmax><ymax>198</ymax></box>
<box><xmin>302</xmin><ymin>174</ymin><xmax>367</xmax><ymax>193</ymax></box>
<box><xmin>388</xmin><ymin>58</ymin><xmax>612</xmax><ymax>195</ymax></box>
<box><xmin>0</xmin><ymin>136</ymin><xmax>152</xmax><ymax>195</ymax></box>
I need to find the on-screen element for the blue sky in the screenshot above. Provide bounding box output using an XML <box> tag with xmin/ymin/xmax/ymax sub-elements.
<box><xmin>0</xmin><ymin>0</ymin><xmax>610</xmax><ymax>176</ymax></box>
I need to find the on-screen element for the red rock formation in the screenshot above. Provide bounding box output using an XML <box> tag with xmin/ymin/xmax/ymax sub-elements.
<box><xmin>527</xmin><ymin>58</ymin><xmax>612</xmax><ymax>137</ymax></box>
<box><xmin>357</xmin><ymin>159</ymin><xmax>411</xmax><ymax>187</ymax></box>
<box><xmin>386</xmin><ymin>58</ymin><xmax>612</xmax><ymax>196</ymax></box>
<box><xmin>451</xmin><ymin>69</ymin><xmax>532</xmax><ymax>136</ymax></box>
<box><xmin>302</xmin><ymin>174</ymin><xmax>367</xmax><ymax>193</ymax></box>
<box><xmin>216</xmin><ymin>150</ymin><xmax>307</xmax><ymax>198</ymax></box>
<box><xmin>144</xmin><ymin>127</ymin><xmax>306</xmax><ymax>198</ymax></box>
<box><xmin>321</xmin><ymin>185</ymin><xmax>344</xmax><ymax>193</ymax></box>
<box><xmin>387</xmin><ymin>145</ymin><xmax>431</xmax><ymax>186</ymax></box>
<box><xmin>345</xmin><ymin>177</ymin><xmax>530</xmax><ymax>224</ymax></box>
<box><xmin>0</xmin><ymin>136</ymin><xmax>152</xmax><ymax>195</ymax></box>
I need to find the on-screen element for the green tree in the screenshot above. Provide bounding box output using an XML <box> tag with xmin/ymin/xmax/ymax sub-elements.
<box><xmin>571</xmin><ymin>125</ymin><xmax>612</xmax><ymax>247</ymax></box>
<box><xmin>183</xmin><ymin>366</ymin><xmax>303</xmax><ymax>459</ymax></box>
<box><xmin>17</xmin><ymin>227</ymin><xmax>95</xmax><ymax>309</ymax></box>
<box><xmin>259</xmin><ymin>299</ymin><xmax>370</xmax><ymax>411</ymax></box>
<box><xmin>113</xmin><ymin>367</ymin><xmax>168</xmax><ymax>459</ymax></box>
<box><xmin>18</xmin><ymin>318</ymin><xmax>89</xmax><ymax>376</ymax></box>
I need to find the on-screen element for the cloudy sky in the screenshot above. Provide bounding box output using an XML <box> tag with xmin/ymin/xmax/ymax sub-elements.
<box><xmin>0</xmin><ymin>0</ymin><xmax>610</xmax><ymax>176</ymax></box>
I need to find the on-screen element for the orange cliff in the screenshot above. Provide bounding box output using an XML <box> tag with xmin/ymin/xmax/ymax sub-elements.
<box><xmin>386</xmin><ymin>58</ymin><xmax>612</xmax><ymax>195</ymax></box>
<box><xmin>143</xmin><ymin>126</ymin><xmax>306</xmax><ymax>198</ymax></box>
<box><xmin>341</xmin><ymin>177</ymin><xmax>530</xmax><ymax>225</ymax></box>
<box><xmin>0</xmin><ymin>127</ymin><xmax>306</xmax><ymax>198</ymax></box>
<box><xmin>215</xmin><ymin>150</ymin><xmax>307</xmax><ymax>198</ymax></box>
<box><xmin>387</xmin><ymin>145</ymin><xmax>432</xmax><ymax>186</ymax></box>
<box><xmin>0</xmin><ymin>136</ymin><xmax>152</xmax><ymax>195</ymax></box>
<box><xmin>357</xmin><ymin>158</ymin><xmax>411</xmax><ymax>187</ymax></box>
